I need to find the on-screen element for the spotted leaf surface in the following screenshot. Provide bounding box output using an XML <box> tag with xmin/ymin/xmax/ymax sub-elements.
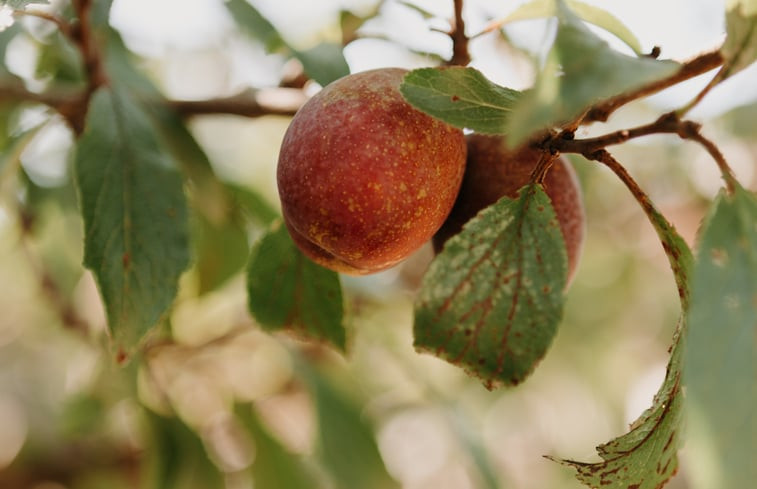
<box><xmin>414</xmin><ymin>184</ymin><xmax>567</xmax><ymax>389</ymax></box>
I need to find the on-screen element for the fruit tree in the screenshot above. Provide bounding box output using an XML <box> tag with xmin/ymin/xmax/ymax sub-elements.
<box><xmin>0</xmin><ymin>1</ymin><xmax>754</xmax><ymax>488</ymax></box>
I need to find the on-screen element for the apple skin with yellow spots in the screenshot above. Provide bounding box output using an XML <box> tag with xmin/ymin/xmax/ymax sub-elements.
<box><xmin>277</xmin><ymin>68</ymin><xmax>467</xmax><ymax>275</ymax></box>
<box><xmin>433</xmin><ymin>133</ymin><xmax>585</xmax><ymax>283</ymax></box>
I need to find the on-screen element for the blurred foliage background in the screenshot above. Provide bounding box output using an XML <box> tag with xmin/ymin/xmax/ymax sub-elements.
<box><xmin>0</xmin><ymin>0</ymin><xmax>755</xmax><ymax>488</ymax></box>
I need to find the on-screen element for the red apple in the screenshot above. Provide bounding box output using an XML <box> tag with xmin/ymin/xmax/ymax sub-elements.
<box><xmin>277</xmin><ymin>68</ymin><xmax>467</xmax><ymax>275</ymax></box>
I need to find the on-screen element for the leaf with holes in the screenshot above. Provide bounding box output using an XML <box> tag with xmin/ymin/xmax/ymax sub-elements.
<box><xmin>414</xmin><ymin>184</ymin><xmax>566</xmax><ymax>389</ymax></box>
<box><xmin>685</xmin><ymin>184</ymin><xmax>757</xmax><ymax>489</ymax></box>
<box><xmin>247</xmin><ymin>221</ymin><xmax>345</xmax><ymax>351</ymax></box>
<box><xmin>75</xmin><ymin>88</ymin><xmax>190</xmax><ymax>358</ymax></box>
<box><xmin>400</xmin><ymin>66</ymin><xmax>521</xmax><ymax>134</ymax></box>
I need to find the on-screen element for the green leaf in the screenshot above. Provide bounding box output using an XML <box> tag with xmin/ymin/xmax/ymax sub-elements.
<box><xmin>193</xmin><ymin>211</ymin><xmax>249</xmax><ymax>294</ymax></box>
<box><xmin>685</xmin><ymin>185</ymin><xmax>757</xmax><ymax>489</ymax></box>
<box><xmin>555</xmin><ymin>158</ymin><xmax>693</xmax><ymax>489</ymax></box>
<box><xmin>227</xmin><ymin>183</ymin><xmax>278</xmax><ymax>227</ymax></box>
<box><xmin>235</xmin><ymin>404</ymin><xmax>317</xmax><ymax>489</ymax></box>
<box><xmin>226</xmin><ymin>0</ymin><xmax>349</xmax><ymax>86</ymax></box>
<box><xmin>293</xmin><ymin>42</ymin><xmax>350</xmax><ymax>87</ymax></box>
<box><xmin>3</xmin><ymin>0</ymin><xmax>49</xmax><ymax>8</ymax></box>
<box><xmin>506</xmin><ymin>1</ymin><xmax>678</xmax><ymax>145</ymax></box>
<box><xmin>554</xmin><ymin>331</ymin><xmax>685</xmax><ymax>489</ymax></box>
<box><xmin>142</xmin><ymin>411</ymin><xmax>224</xmax><ymax>489</ymax></box>
<box><xmin>720</xmin><ymin>1</ymin><xmax>757</xmax><ymax>80</ymax></box>
<box><xmin>74</xmin><ymin>88</ymin><xmax>190</xmax><ymax>358</ymax></box>
<box><xmin>35</xmin><ymin>30</ymin><xmax>85</xmax><ymax>85</ymax></box>
<box><xmin>225</xmin><ymin>0</ymin><xmax>286</xmax><ymax>52</ymax></box>
<box><xmin>400</xmin><ymin>67</ymin><xmax>521</xmax><ymax>134</ymax></box>
<box><xmin>247</xmin><ymin>221</ymin><xmax>345</xmax><ymax>351</ymax></box>
<box><xmin>503</xmin><ymin>0</ymin><xmax>643</xmax><ymax>55</ymax></box>
<box><xmin>414</xmin><ymin>184</ymin><xmax>567</xmax><ymax>389</ymax></box>
<box><xmin>299</xmin><ymin>365</ymin><xmax>399</xmax><ymax>489</ymax></box>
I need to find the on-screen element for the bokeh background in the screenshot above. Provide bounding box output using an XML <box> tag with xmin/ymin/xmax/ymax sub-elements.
<box><xmin>0</xmin><ymin>0</ymin><xmax>756</xmax><ymax>488</ymax></box>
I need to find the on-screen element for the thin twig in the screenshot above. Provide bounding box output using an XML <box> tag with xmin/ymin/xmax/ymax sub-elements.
<box><xmin>166</xmin><ymin>88</ymin><xmax>305</xmax><ymax>118</ymax></box>
<box><xmin>548</xmin><ymin>112</ymin><xmax>692</xmax><ymax>155</ymax></box>
<box><xmin>682</xmin><ymin>129</ymin><xmax>739</xmax><ymax>194</ymax></box>
<box><xmin>446</xmin><ymin>0</ymin><xmax>471</xmax><ymax>66</ymax></box>
<box><xmin>14</xmin><ymin>8</ymin><xmax>73</xmax><ymax>39</ymax></box>
<box><xmin>67</xmin><ymin>0</ymin><xmax>107</xmax><ymax>133</ymax></box>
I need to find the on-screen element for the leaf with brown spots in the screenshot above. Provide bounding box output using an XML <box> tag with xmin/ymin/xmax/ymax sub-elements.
<box><xmin>247</xmin><ymin>221</ymin><xmax>346</xmax><ymax>351</ymax></box>
<box><xmin>414</xmin><ymin>184</ymin><xmax>567</xmax><ymax>389</ymax></box>
<box><xmin>551</xmin><ymin>171</ymin><xmax>695</xmax><ymax>489</ymax></box>
<box><xmin>551</xmin><ymin>330</ymin><xmax>684</xmax><ymax>489</ymax></box>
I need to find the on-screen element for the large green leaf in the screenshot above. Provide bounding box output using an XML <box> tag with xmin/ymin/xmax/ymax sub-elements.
<box><xmin>685</xmin><ymin>185</ymin><xmax>757</xmax><ymax>489</ymax></box>
<box><xmin>720</xmin><ymin>0</ymin><xmax>757</xmax><ymax>80</ymax></box>
<box><xmin>74</xmin><ymin>88</ymin><xmax>190</xmax><ymax>357</ymax></box>
<box><xmin>414</xmin><ymin>184</ymin><xmax>567</xmax><ymax>389</ymax></box>
<box><xmin>400</xmin><ymin>67</ymin><xmax>521</xmax><ymax>134</ymax></box>
<box><xmin>506</xmin><ymin>1</ymin><xmax>678</xmax><ymax>145</ymax></box>
<box><xmin>247</xmin><ymin>221</ymin><xmax>346</xmax><ymax>351</ymax></box>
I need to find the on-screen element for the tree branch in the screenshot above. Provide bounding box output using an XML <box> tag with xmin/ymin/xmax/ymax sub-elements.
<box><xmin>166</xmin><ymin>88</ymin><xmax>305</xmax><ymax>118</ymax></box>
<box><xmin>14</xmin><ymin>8</ymin><xmax>73</xmax><ymax>38</ymax></box>
<box><xmin>548</xmin><ymin>112</ymin><xmax>696</xmax><ymax>155</ymax></box>
<box><xmin>682</xmin><ymin>129</ymin><xmax>738</xmax><ymax>194</ymax></box>
<box><xmin>545</xmin><ymin>111</ymin><xmax>738</xmax><ymax>196</ymax></box>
